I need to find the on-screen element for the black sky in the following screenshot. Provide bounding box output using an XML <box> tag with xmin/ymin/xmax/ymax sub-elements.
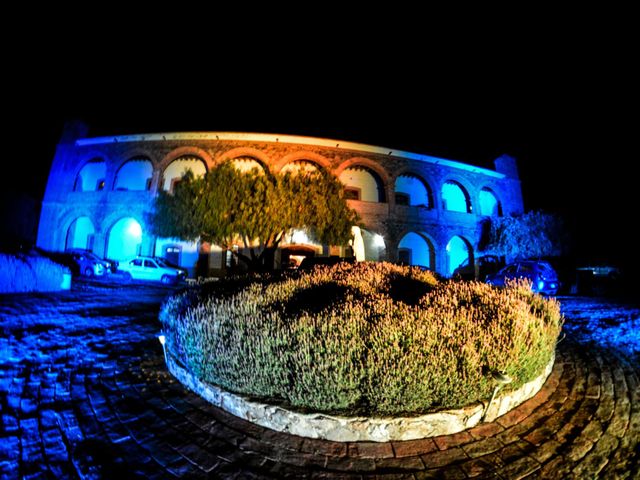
<box><xmin>4</xmin><ymin>39</ymin><xmax>635</xmax><ymax>268</ymax></box>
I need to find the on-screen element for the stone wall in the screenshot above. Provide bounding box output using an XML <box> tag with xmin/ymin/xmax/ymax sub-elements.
<box><xmin>37</xmin><ymin>125</ymin><xmax>524</xmax><ymax>276</ymax></box>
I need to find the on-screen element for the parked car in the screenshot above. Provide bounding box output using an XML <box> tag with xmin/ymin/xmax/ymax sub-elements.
<box><xmin>117</xmin><ymin>256</ymin><xmax>187</xmax><ymax>284</ymax></box>
<box><xmin>486</xmin><ymin>260</ymin><xmax>560</xmax><ymax>295</ymax></box>
<box><xmin>66</xmin><ymin>249</ymin><xmax>118</xmax><ymax>274</ymax></box>
<box><xmin>452</xmin><ymin>255</ymin><xmax>503</xmax><ymax>281</ymax></box>
<box><xmin>53</xmin><ymin>249</ymin><xmax>112</xmax><ymax>277</ymax></box>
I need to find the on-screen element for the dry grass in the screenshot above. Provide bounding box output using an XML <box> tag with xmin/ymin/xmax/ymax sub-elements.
<box><xmin>160</xmin><ymin>262</ymin><xmax>562</xmax><ymax>416</ymax></box>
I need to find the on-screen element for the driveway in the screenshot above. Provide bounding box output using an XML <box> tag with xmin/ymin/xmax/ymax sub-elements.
<box><xmin>1</xmin><ymin>282</ymin><xmax>638</xmax><ymax>479</ymax></box>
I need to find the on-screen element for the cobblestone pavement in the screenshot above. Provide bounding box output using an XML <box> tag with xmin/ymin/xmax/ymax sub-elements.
<box><xmin>1</xmin><ymin>283</ymin><xmax>639</xmax><ymax>479</ymax></box>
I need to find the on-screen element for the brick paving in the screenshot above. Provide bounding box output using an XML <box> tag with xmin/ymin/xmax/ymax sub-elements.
<box><xmin>1</xmin><ymin>283</ymin><xmax>639</xmax><ymax>479</ymax></box>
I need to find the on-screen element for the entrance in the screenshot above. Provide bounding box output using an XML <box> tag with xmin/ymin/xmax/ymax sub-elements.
<box><xmin>164</xmin><ymin>245</ymin><xmax>181</xmax><ymax>266</ymax></box>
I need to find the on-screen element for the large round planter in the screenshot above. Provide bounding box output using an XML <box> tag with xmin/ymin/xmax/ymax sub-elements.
<box><xmin>165</xmin><ymin>353</ymin><xmax>555</xmax><ymax>442</ymax></box>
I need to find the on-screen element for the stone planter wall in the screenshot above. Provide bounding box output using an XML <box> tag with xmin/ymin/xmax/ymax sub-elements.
<box><xmin>166</xmin><ymin>353</ymin><xmax>555</xmax><ymax>442</ymax></box>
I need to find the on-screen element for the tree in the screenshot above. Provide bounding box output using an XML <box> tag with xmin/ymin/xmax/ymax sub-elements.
<box><xmin>149</xmin><ymin>163</ymin><xmax>359</xmax><ymax>271</ymax></box>
<box><xmin>482</xmin><ymin>210</ymin><xmax>568</xmax><ymax>261</ymax></box>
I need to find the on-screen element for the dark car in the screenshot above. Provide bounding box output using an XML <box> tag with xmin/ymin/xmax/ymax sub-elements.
<box><xmin>486</xmin><ymin>260</ymin><xmax>560</xmax><ymax>295</ymax></box>
<box><xmin>66</xmin><ymin>249</ymin><xmax>118</xmax><ymax>275</ymax></box>
<box><xmin>52</xmin><ymin>249</ymin><xmax>111</xmax><ymax>277</ymax></box>
<box><xmin>452</xmin><ymin>255</ymin><xmax>503</xmax><ymax>281</ymax></box>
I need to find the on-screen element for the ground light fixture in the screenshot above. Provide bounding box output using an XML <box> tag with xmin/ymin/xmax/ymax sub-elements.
<box><xmin>158</xmin><ymin>334</ymin><xmax>167</xmax><ymax>364</ymax></box>
<box><xmin>482</xmin><ymin>370</ymin><xmax>513</xmax><ymax>422</ymax></box>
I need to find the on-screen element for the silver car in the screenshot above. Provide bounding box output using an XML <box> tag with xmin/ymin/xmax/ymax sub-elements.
<box><xmin>118</xmin><ymin>256</ymin><xmax>187</xmax><ymax>284</ymax></box>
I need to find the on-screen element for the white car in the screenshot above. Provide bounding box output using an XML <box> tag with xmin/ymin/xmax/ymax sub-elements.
<box><xmin>118</xmin><ymin>256</ymin><xmax>187</xmax><ymax>284</ymax></box>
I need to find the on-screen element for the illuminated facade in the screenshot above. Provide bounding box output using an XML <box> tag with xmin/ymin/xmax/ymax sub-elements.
<box><xmin>37</xmin><ymin>123</ymin><xmax>524</xmax><ymax>277</ymax></box>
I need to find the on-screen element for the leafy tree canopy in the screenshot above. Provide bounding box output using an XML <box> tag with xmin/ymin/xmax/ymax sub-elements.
<box><xmin>149</xmin><ymin>163</ymin><xmax>359</xmax><ymax>271</ymax></box>
<box><xmin>482</xmin><ymin>210</ymin><xmax>568</xmax><ymax>261</ymax></box>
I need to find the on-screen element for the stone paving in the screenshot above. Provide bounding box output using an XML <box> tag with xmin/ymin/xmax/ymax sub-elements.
<box><xmin>0</xmin><ymin>281</ymin><xmax>639</xmax><ymax>479</ymax></box>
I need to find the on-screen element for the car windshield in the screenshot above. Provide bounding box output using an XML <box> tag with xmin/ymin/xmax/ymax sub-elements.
<box><xmin>538</xmin><ymin>263</ymin><xmax>556</xmax><ymax>277</ymax></box>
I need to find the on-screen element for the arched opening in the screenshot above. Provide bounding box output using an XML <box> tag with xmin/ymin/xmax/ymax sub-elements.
<box><xmin>65</xmin><ymin>217</ymin><xmax>95</xmax><ymax>251</ymax></box>
<box><xmin>279</xmin><ymin>229</ymin><xmax>324</xmax><ymax>268</ymax></box>
<box><xmin>162</xmin><ymin>156</ymin><xmax>207</xmax><ymax>192</ymax></box>
<box><xmin>339</xmin><ymin>166</ymin><xmax>386</xmax><ymax>202</ymax></box>
<box><xmin>114</xmin><ymin>158</ymin><xmax>153</xmax><ymax>191</ymax></box>
<box><xmin>280</xmin><ymin>160</ymin><xmax>321</xmax><ymax>175</ymax></box>
<box><xmin>106</xmin><ymin>218</ymin><xmax>143</xmax><ymax>261</ymax></box>
<box><xmin>281</xmin><ymin>245</ymin><xmax>317</xmax><ymax>269</ymax></box>
<box><xmin>442</xmin><ymin>181</ymin><xmax>472</xmax><ymax>213</ymax></box>
<box><xmin>446</xmin><ymin>235</ymin><xmax>472</xmax><ymax>276</ymax></box>
<box><xmin>479</xmin><ymin>188</ymin><xmax>502</xmax><ymax>216</ymax></box>
<box><xmin>230</xmin><ymin>156</ymin><xmax>266</xmax><ymax>174</ymax></box>
<box><xmin>354</xmin><ymin>227</ymin><xmax>386</xmax><ymax>262</ymax></box>
<box><xmin>74</xmin><ymin>158</ymin><xmax>106</xmax><ymax>192</ymax></box>
<box><xmin>394</xmin><ymin>174</ymin><xmax>431</xmax><ymax>207</ymax></box>
<box><xmin>398</xmin><ymin>232</ymin><xmax>434</xmax><ymax>269</ymax></box>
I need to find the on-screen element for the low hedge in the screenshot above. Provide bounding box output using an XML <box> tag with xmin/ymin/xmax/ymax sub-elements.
<box><xmin>0</xmin><ymin>253</ymin><xmax>70</xmax><ymax>294</ymax></box>
<box><xmin>160</xmin><ymin>262</ymin><xmax>562</xmax><ymax>416</ymax></box>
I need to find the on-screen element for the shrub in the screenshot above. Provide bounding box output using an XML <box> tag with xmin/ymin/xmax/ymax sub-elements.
<box><xmin>0</xmin><ymin>253</ymin><xmax>70</xmax><ymax>294</ymax></box>
<box><xmin>161</xmin><ymin>262</ymin><xmax>562</xmax><ymax>416</ymax></box>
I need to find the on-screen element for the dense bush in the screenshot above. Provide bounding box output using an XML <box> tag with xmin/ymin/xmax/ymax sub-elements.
<box><xmin>161</xmin><ymin>262</ymin><xmax>562</xmax><ymax>416</ymax></box>
<box><xmin>0</xmin><ymin>253</ymin><xmax>70</xmax><ymax>293</ymax></box>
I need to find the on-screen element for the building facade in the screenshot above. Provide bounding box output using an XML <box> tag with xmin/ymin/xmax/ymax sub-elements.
<box><xmin>37</xmin><ymin>123</ymin><xmax>524</xmax><ymax>277</ymax></box>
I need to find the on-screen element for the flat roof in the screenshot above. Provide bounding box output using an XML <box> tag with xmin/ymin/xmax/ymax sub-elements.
<box><xmin>76</xmin><ymin>131</ymin><xmax>505</xmax><ymax>178</ymax></box>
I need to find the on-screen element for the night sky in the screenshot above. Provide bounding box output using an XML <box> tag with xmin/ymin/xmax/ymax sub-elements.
<box><xmin>4</xmin><ymin>53</ymin><xmax>634</xmax><ymax>271</ymax></box>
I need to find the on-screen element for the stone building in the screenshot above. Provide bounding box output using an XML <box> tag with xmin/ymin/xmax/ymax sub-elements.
<box><xmin>37</xmin><ymin>123</ymin><xmax>523</xmax><ymax>277</ymax></box>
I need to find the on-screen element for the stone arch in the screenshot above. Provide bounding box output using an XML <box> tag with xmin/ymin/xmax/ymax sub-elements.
<box><xmin>397</xmin><ymin>231</ymin><xmax>436</xmax><ymax>269</ymax></box>
<box><xmin>446</xmin><ymin>235</ymin><xmax>473</xmax><ymax>276</ymax></box>
<box><xmin>104</xmin><ymin>216</ymin><xmax>144</xmax><ymax>261</ymax></box>
<box><xmin>335</xmin><ymin>157</ymin><xmax>390</xmax><ymax>184</ymax></box>
<box><xmin>116</xmin><ymin>147</ymin><xmax>158</xmax><ymax>166</ymax></box>
<box><xmin>216</xmin><ymin>147</ymin><xmax>273</xmax><ymax>170</ymax></box>
<box><xmin>393</xmin><ymin>171</ymin><xmax>433</xmax><ymax>208</ymax></box>
<box><xmin>158</xmin><ymin>146</ymin><xmax>214</xmax><ymax>172</ymax></box>
<box><xmin>73</xmin><ymin>157</ymin><xmax>107</xmax><ymax>192</ymax></box>
<box><xmin>441</xmin><ymin>179</ymin><xmax>473</xmax><ymax>213</ymax></box>
<box><xmin>274</xmin><ymin>151</ymin><xmax>332</xmax><ymax>173</ymax></box>
<box><xmin>64</xmin><ymin>216</ymin><xmax>96</xmax><ymax>251</ymax></box>
<box><xmin>113</xmin><ymin>157</ymin><xmax>154</xmax><ymax>191</ymax></box>
<box><xmin>478</xmin><ymin>186</ymin><xmax>503</xmax><ymax>216</ymax></box>
<box><xmin>161</xmin><ymin>155</ymin><xmax>208</xmax><ymax>192</ymax></box>
<box><xmin>228</xmin><ymin>156</ymin><xmax>269</xmax><ymax>175</ymax></box>
<box><xmin>336</xmin><ymin>158</ymin><xmax>389</xmax><ymax>203</ymax></box>
<box><xmin>358</xmin><ymin>227</ymin><xmax>387</xmax><ymax>262</ymax></box>
<box><xmin>280</xmin><ymin>160</ymin><xmax>323</xmax><ymax>176</ymax></box>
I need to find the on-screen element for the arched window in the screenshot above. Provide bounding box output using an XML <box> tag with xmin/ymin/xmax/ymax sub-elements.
<box><xmin>65</xmin><ymin>217</ymin><xmax>95</xmax><ymax>251</ymax></box>
<box><xmin>339</xmin><ymin>166</ymin><xmax>385</xmax><ymax>202</ymax></box>
<box><xmin>479</xmin><ymin>188</ymin><xmax>502</xmax><ymax>216</ymax></box>
<box><xmin>106</xmin><ymin>217</ymin><xmax>143</xmax><ymax>261</ymax></box>
<box><xmin>394</xmin><ymin>174</ymin><xmax>432</xmax><ymax>207</ymax></box>
<box><xmin>280</xmin><ymin>160</ymin><xmax>320</xmax><ymax>175</ymax></box>
<box><xmin>442</xmin><ymin>181</ymin><xmax>471</xmax><ymax>213</ymax></box>
<box><xmin>230</xmin><ymin>156</ymin><xmax>266</xmax><ymax>174</ymax></box>
<box><xmin>446</xmin><ymin>235</ymin><xmax>472</xmax><ymax>275</ymax></box>
<box><xmin>398</xmin><ymin>232</ymin><xmax>435</xmax><ymax>269</ymax></box>
<box><xmin>162</xmin><ymin>156</ymin><xmax>207</xmax><ymax>192</ymax></box>
<box><xmin>74</xmin><ymin>159</ymin><xmax>106</xmax><ymax>192</ymax></box>
<box><xmin>114</xmin><ymin>157</ymin><xmax>153</xmax><ymax>191</ymax></box>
